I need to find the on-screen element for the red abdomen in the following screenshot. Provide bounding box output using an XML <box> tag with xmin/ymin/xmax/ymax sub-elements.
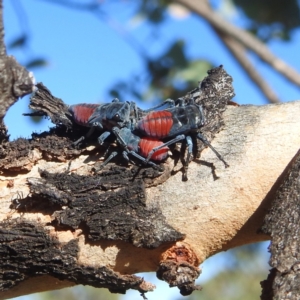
<box><xmin>139</xmin><ymin>137</ymin><xmax>169</xmax><ymax>161</ymax></box>
<box><xmin>137</xmin><ymin>111</ymin><xmax>173</xmax><ymax>138</ymax></box>
<box><xmin>69</xmin><ymin>104</ymin><xmax>99</xmax><ymax>126</ymax></box>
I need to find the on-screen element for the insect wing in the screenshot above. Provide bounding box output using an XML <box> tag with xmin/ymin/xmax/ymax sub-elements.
<box><xmin>69</xmin><ymin>103</ymin><xmax>100</xmax><ymax>126</ymax></box>
<box><xmin>137</xmin><ymin>110</ymin><xmax>173</xmax><ymax>138</ymax></box>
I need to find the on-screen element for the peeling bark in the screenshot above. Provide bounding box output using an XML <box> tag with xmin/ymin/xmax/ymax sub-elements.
<box><xmin>1</xmin><ymin>61</ymin><xmax>300</xmax><ymax>298</ymax></box>
<box><xmin>0</xmin><ymin>220</ymin><xmax>153</xmax><ymax>295</ymax></box>
<box><xmin>27</xmin><ymin>169</ymin><xmax>185</xmax><ymax>248</ymax></box>
<box><xmin>0</xmin><ymin>66</ymin><xmax>239</xmax><ymax>298</ymax></box>
<box><xmin>1</xmin><ymin>71</ymin><xmax>300</xmax><ymax>299</ymax></box>
<box><xmin>157</xmin><ymin>242</ymin><xmax>201</xmax><ymax>295</ymax></box>
<box><xmin>0</xmin><ymin>1</ymin><xmax>34</xmax><ymax>142</ymax></box>
<box><xmin>261</xmin><ymin>149</ymin><xmax>300</xmax><ymax>300</ymax></box>
<box><xmin>1</xmin><ymin>0</ymin><xmax>300</xmax><ymax>298</ymax></box>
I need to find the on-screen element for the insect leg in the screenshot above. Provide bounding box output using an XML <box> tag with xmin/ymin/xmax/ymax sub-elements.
<box><xmin>112</xmin><ymin>127</ymin><xmax>130</xmax><ymax>152</ymax></box>
<box><xmin>197</xmin><ymin>104</ymin><xmax>206</xmax><ymax>126</ymax></box>
<box><xmin>142</xmin><ymin>98</ymin><xmax>176</xmax><ymax>112</ymax></box>
<box><xmin>97</xmin><ymin>131</ymin><xmax>111</xmax><ymax>145</ymax></box>
<box><xmin>145</xmin><ymin>134</ymin><xmax>186</xmax><ymax>162</ymax></box>
<box><xmin>72</xmin><ymin>122</ymin><xmax>104</xmax><ymax>146</ymax></box>
<box><xmin>182</xmin><ymin>135</ymin><xmax>193</xmax><ymax>181</ymax></box>
<box><xmin>185</xmin><ymin>135</ymin><xmax>193</xmax><ymax>164</ymax></box>
<box><xmin>126</xmin><ymin>150</ymin><xmax>160</xmax><ymax>169</ymax></box>
<box><xmin>72</xmin><ymin>126</ymin><xmax>94</xmax><ymax>146</ymax></box>
<box><xmin>196</xmin><ymin>133</ymin><xmax>229</xmax><ymax>167</ymax></box>
<box><xmin>94</xmin><ymin>151</ymin><xmax>118</xmax><ymax>172</ymax></box>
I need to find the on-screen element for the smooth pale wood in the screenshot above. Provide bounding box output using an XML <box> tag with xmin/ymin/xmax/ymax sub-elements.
<box><xmin>148</xmin><ymin>102</ymin><xmax>300</xmax><ymax>262</ymax></box>
<box><xmin>1</xmin><ymin>101</ymin><xmax>300</xmax><ymax>298</ymax></box>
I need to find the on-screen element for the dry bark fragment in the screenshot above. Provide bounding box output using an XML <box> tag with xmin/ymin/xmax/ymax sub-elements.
<box><xmin>0</xmin><ymin>220</ymin><xmax>153</xmax><ymax>295</ymax></box>
<box><xmin>261</xmin><ymin>149</ymin><xmax>300</xmax><ymax>300</ymax></box>
<box><xmin>0</xmin><ymin>66</ymin><xmax>235</xmax><ymax>297</ymax></box>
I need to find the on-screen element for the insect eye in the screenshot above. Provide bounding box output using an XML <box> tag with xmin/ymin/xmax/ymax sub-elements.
<box><xmin>113</xmin><ymin>114</ymin><xmax>120</xmax><ymax>121</ymax></box>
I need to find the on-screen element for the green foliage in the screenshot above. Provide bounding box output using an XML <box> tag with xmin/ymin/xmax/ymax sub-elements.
<box><xmin>33</xmin><ymin>285</ymin><xmax>120</xmax><ymax>300</ymax></box>
<box><xmin>25</xmin><ymin>57</ymin><xmax>48</xmax><ymax>69</ymax></box>
<box><xmin>233</xmin><ymin>0</ymin><xmax>300</xmax><ymax>40</ymax></box>
<box><xmin>109</xmin><ymin>39</ymin><xmax>213</xmax><ymax>102</ymax></box>
<box><xmin>108</xmin><ymin>1</ymin><xmax>214</xmax><ymax>102</ymax></box>
<box><xmin>8</xmin><ymin>34</ymin><xmax>28</xmax><ymax>49</ymax></box>
<box><xmin>10</xmin><ymin>0</ymin><xmax>300</xmax><ymax>102</ymax></box>
<box><xmin>8</xmin><ymin>35</ymin><xmax>48</xmax><ymax>70</ymax></box>
<box><xmin>138</xmin><ymin>0</ymin><xmax>166</xmax><ymax>24</ymax></box>
<box><xmin>188</xmin><ymin>269</ymin><xmax>264</xmax><ymax>300</ymax></box>
<box><xmin>136</xmin><ymin>0</ymin><xmax>170</xmax><ymax>24</ymax></box>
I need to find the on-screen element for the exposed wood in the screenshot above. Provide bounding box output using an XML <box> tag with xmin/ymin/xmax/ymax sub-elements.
<box><xmin>1</xmin><ymin>98</ymin><xmax>300</xmax><ymax>298</ymax></box>
<box><xmin>2</xmin><ymin>1</ymin><xmax>300</xmax><ymax>299</ymax></box>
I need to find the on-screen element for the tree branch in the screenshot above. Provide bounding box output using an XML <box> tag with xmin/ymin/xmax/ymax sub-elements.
<box><xmin>1</xmin><ymin>0</ymin><xmax>300</xmax><ymax>296</ymax></box>
<box><xmin>261</xmin><ymin>149</ymin><xmax>300</xmax><ymax>299</ymax></box>
<box><xmin>174</xmin><ymin>0</ymin><xmax>300</xmax><ymax>87</ymax></box>
<box><xmin>1</xmin><ymin>79</ymin><xmax>300</xmax><ymax>297</ymax></box>
<box><xmin>0</xmin><ymin>0</ymin><xmax>34</xmax><ymax>139</ymax></box>
<box><xmin>0</xmin><ymin>0</ymin><xmax>5</xmax><ymax>57</ymax></box>
<box><xmin>215</xmin><ymin>29</ymin><xmax>280</xmax><ymax>103</ymax></box>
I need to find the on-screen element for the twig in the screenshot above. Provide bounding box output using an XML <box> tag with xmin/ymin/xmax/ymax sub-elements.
<box><xmin>175</xmin><ymin>0</ymin><xmax>300</xmax><ymax>86</ymax></box>
<box><xmin>0</xmin><ymin>0</ymin><xmax>5</xmax><ymax>56</ymax></box>
<box><xmin>215</xmin><ymin>29</ymin><xmax>280</xmax><ymax>103</ymax></box>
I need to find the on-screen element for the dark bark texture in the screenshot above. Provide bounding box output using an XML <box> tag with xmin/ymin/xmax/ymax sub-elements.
<box><xmin>0</xmin><ymin>220</ymin><xmax>149</xmax><ymax>295</ymax></box>
<box><xmin>3</xmin><ymin>1</ymin><xmax>300</xmax><ymax>298</ymax></box>
<box><xmin>0</xmin><ymin>66</ymin><xmax>235</xmax><ymax>296</ymax></box>
<box><xmin>261</xmin><ymin>149</ymin><xmax>300</xmax><ymax>300</ymax></box>
<box><xmin>0</xmin><ymin>2</ymin><xmax>34</xmax><ymax>141</ymax></box>
<box><xmin>26</xmin><ymin>168</ymin><xmax>185</xmax><ymax>248</ymax></box>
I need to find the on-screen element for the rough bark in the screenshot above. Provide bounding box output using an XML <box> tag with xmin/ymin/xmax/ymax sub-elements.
<box><xmin>261</xmin><ymin>149</ymin><xmax>300</xmax><ymax>300</ymax></box>
<box><xmin>1</xmin><ymin>62</ymin><xmax>300</xmax><ymax>299</ymax></box>
<box><xmin>0</xmin><ymin>1</ymin><xmax>34</xmax><ymax>141</ymax></box>
<box><xmin>0</xmin><ymin>66</ymin><xmax>235</xmax><ymax>297</ymax></box>
<box><xmin>1</xmin><ymin>3</ymin><xmax>300</xmax><ymax>299</ymax></box>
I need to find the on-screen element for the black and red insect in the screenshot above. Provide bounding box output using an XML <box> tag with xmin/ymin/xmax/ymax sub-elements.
<box><xmin>68</xmin><ymin>98</ymin><xmax>175</xmax><ymax>146</ymax></box>
<box><xmin>95</xmin><ymin>127</ymin><xmax>169</xmax><ymax>171</ymax></box>
<box><xmin>133</xmin><ymin>98</ymin><xmax>229</xmax><ymax>169</ymax></box>
<box><xmin>114</xmin><ymin>126</ymin><xmax>169</xmax><ymax>161</ymax></box>
<box><xmin>68</xmin><ymin>103</ymin><xmax>100</xmax><ymax>127</ymax></box>
<box><xmin>69</xmin><ymin>97</ymin><xmax>228</xmax><ymax>177</ymax></box>
<box><xmin>68</xmin><ymin>98</ymin><xmax>135</xmax><ymax>145</ymax></box>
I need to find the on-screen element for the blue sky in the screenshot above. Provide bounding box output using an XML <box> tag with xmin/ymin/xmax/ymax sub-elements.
<box><xmin>4</xmin><ymin>0</ymin><xmax>300</xmax><ymax>140</ymax></box>
<box><xmin>3</xmin><ymin>0</ymin><xmax>299</xmax><ymax>299</ymax></box>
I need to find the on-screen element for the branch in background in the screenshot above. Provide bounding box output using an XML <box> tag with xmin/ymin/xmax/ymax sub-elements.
<box><xmin>40</xmin><ymin>0</ymin><xmax>300</xmax><ymax>105</ymax></box>
<box><xmin>215</xmin><ymin>29</ymin><xmax>280</xmax><ymax>104</ymax></box>
<box><xmin>0</xmin><ymin>0</ymin><xmax>35</xmax><ymax>140</ymax></box>
<box><xmin>175</xmin><ymin>0</ymin><xmax>300</xmax><ymax>87</ymax></box>
<box><xmin>0</xmin><ymin>56</ymin><xmax>34</xmax><ymax>121</ymax></box>
<box><xmin>0</xmin><ymin>0</ymin><xmax>5</xmax><ymax>56</ymax></box>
